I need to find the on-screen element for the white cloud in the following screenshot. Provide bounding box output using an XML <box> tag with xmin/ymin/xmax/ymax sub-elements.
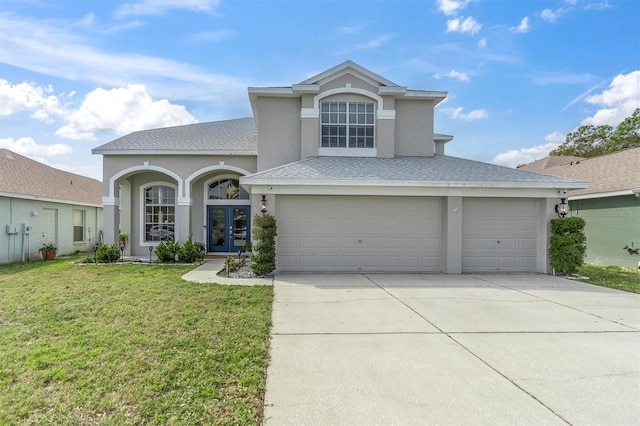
<box><xmin>116</xmin><ymin>0</ymin><xmax>219</xmax><ymax>17</ymax></box>
<box><xmin>477</xmin><ymin>37</ymin><xmax>487</xmax><ymax>48</ymax></box>
<box><xmin>512</xmin><ymin>16</ymin><xmax>531</xmax><ymax>33</ymax></box>
<box><xmin>446</xmin><ymin>16</ymin><xmax>482</xmax><ymax>35</ymax></box>
<box><xmin>544</xmin><ymin>131</ymin><xmax>566</xmax><ymax>145</ymax></box>
<box><xmin>582</xmin><ymin>71</ymin><xmax>640</xmax><ymax>126</ymax></box>
<box><xmin>0</xmin><ymin>13</ymin><xmax>248</xmax><ymax>105</ymax></box>
<box><xmin>55</xmin><ymin>84</ymin><xmax>197</xmax><ymax>141</ymax></box>
<box><xmin>444</xmin><ymin>107</ymin><xmax>488</xmax><ymax>120</ymax></box>
<box><xmin>0</xmin><ymin>79</ymin><xmax>64</xmax><ymax>119</ymax></box>
<box><xmin>434</xmin><ymin>70</ymin><xmax>470</xmax><ymax>82</ymax></box>
<box><xmin>541</xmin><ymin>8</ymin><xmax>559</xmax><ymax>22</ymax></box>
<box><xmin>189</xmin><ymin>29</ymin><xmax>235</xmax><ymax>43</ymax></box>
<box><xmin>338</xmin><ymin>34</ymin><xmax>392</xmax><ymax>54</ymax></box>
<box><xmin>436</xmin><ymin>0</ymin><xmax>471</xmax><ymax>16</ymax></box>
<box><xmin>492</xmin><ymin>142</ymin><xmax>562</xmax><ymax>168</ymax></box>
<box><xmin>0</xmin><ymin>137</ymin><xmax>72</xmax><ymax>157</ymax></box>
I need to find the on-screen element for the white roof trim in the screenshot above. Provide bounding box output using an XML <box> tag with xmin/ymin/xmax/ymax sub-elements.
<box><xmin>241</xmin><ymin>177</ymin><xmax>587</xmax><ymax>190</ymax></box>
<box><xmin>0</xmin><ymin>191</ymin><xmax>102</xmax><ymax>208</ymax></box>
<box><xmin>94</xmin><ymin>150</ymin><xmax>257</xmax><ymax>156</ymax></box>
<box><xmin>299</xmin><ymin>60</ymin><xmax>400</xmax><ymax>87</ymax></box>
<box><xmin>569</xmin><ymin>189</ymin><xmax>637</xmax><ymax>200</ymax></box>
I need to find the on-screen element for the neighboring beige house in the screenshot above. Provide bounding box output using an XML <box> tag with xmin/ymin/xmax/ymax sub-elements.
<box><xmin>520</xmin><ymin>148</ymin><xmax>640</xmax><ymax>268</ymax></box>
<box><xmin>93</xmin><ymin>61</ymin><xmax>586</xmax><ymax>273</ymax></box>
<box><xmin>0</xmin><ymin>149</ymin><xmax>103</xmax><ymax>264</ymax></box>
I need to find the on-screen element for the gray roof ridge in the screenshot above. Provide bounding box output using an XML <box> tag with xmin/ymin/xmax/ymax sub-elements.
<box><xmin>243</xmin><ymin>156</ymin><xmax>315</xmax><ymax>179</ymax></box>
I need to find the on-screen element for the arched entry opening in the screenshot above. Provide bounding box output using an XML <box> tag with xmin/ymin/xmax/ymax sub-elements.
<box><xmin>203</xmin><ymin>175</ymin><xmax>251</xmax><ymax>253</ymax></box>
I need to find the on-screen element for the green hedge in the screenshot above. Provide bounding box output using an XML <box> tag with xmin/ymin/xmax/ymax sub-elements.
<box><xmin>549</xmin><ymin>217</ymin><xmax>586</xmax><ymax>275</ymax></box>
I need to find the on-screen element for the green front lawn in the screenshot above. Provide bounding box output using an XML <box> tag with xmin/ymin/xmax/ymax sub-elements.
<box><xmin>577</xmin><ymin>263</ymin><xmax>640</xmax><ymax>294</ymax></box>
<box><xmin>0</xmin><ymin>259</ymin><xmax>273</xmax><ymax>425</ymax></box>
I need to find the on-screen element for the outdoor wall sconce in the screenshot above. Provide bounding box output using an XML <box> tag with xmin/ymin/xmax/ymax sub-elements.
<box><xmin>260</xmin><ymin>195</ymin><xmax>268</xmax><ymax>214</ymax></box>
<box><xmin>555</xmin><ymin>198</ymin><xmax>569</xmax><ymax>218</ymax></box>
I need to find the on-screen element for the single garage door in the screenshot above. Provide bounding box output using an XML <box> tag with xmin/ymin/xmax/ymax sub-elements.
<box><xmin>462</xmin><ymin>198</ymin><xmax>539</xmax><ymax>273</ymax></box>
<box><xmin>277</xmin><ymin>196</ymin><xmax>441</xmax><ymax>272</ymax></box>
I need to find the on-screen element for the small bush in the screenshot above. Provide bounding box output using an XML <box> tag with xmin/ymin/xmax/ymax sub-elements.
<box><xmin>95</xmin><ymin>244</ymin><xmax>120</xmax><ymax>263</ymax></box>
<box><xmin>549</xmin><ymin>217</ymin><xmax>587</xmax><ymax>275</ymax></box>
<box><xmin>155</xmin><ymin>238</ymin><xmax>179</xmax><ymax>263</ymax></box>
<box><xmin>224</xmin><ymin>256</ymin><xmax>246</xmax><ymax>273</ymax></box>
<box><xmin>177</xmin><ymin>237</ymin><xmax>205</xmax><ymax>263</ymax></box>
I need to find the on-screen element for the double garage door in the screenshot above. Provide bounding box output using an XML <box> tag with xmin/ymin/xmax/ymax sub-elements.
<box><xmin>277</xmin><ymin>196</ymin><xmax>441</xmax><ymax>272</ymax></box>
<box><xmin>277</xmin><ymin>196</ymin><xmax>540</xmax><ymax>273</ymax></box>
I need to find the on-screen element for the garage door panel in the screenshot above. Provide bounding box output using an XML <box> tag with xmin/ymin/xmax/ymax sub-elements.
<box><xmin>463</xmin><ymin>198</ymin><xmax>539</xmax><ymax>273</ymax></box>
<box><xmin>277</xmin><ymin>196</ymin><xmax>441</xmax><ymax>272</ymax></box>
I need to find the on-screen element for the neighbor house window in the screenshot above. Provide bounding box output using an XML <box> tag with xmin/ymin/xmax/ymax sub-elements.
<box><xmin>321</xmin><ymin>101</ymin><xmax>374</xmax><ymax>148</ymax></box>
<box><xmin>73</xmin><ymin>209</ymin><xmax>85</xmax><ymax>242</ymax></box>
<box><xmin>144</xmin><ymin>185</ymin><xmax>175</xmax><ymax>242</ymax></box>
<box><xmin>208</xmin><ymin>178</ymin><xmax>249</xmax><ymax>200</ymax></box>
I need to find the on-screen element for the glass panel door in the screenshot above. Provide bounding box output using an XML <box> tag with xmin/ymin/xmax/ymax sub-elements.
<box><xmin>207</xmin><ymin>206</ymin><xmax>250</xmax><ymax>252</ymax></box>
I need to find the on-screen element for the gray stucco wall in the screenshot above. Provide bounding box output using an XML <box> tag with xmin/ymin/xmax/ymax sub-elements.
<box><xmin>394</xmin><ymin>99</ymin><xmax>435</xmax><ymax>157</ymax></box>
<box><xmin>570</xmin><ymin>194</ymin><xmax>640</xmax><ymax>269</ymax></box>
<box><xmin>255</xmin><ymin>97</ymin><xmax>302</xmax><ymax>171</ymax></box>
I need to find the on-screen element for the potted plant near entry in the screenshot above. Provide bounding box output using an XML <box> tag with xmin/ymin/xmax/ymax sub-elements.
<box><xmin>119</xmin><ymin>232</ymin><xmax>129</xmax><ymax>257</ymax></box>
<box><xmin>39</xmin><ymin>242</ymin><xmax>57</xmax><ymax>260</ymax></box>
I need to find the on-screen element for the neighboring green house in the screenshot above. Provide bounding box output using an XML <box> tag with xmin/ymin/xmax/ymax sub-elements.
<box><xmin>519</xmin><ymin>148</ymin><xmax>640</xmax><ymax>269</ymax></box>
<box><xmin>0</xmin><ymin>149</ymin><xmax>103</xmax><ymax>264</ymax></box>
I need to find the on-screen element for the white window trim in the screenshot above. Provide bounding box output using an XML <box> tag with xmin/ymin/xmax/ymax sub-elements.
<box><xmin>318</xmin><ymin>147</ymin><xmax>378</xmax><ymax>157</ymax></box>
<box><xmin>139</xmin><ymin>182</ymin><xmax>177</xmax><ymax>247</ymax></box>
<box><xmin>73</xmin><ymin>209</ymin><xmax>86</xmax><ymax>244</ymax></box>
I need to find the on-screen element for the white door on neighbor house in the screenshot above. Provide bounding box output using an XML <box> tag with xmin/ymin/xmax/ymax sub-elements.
<box><xmin>277</xmin><ymin>195</ymin><xmax>442</xmax><ymax>272</ymax></box>
<box><xmin>41</xmin><ymin>208</ymin><xmax>58</xmax><ymax>247</ymax></box>
<box><xmin>462</xmin><ymin>198</ymin><xmax>539</xmax><ymax>272</ymax></box>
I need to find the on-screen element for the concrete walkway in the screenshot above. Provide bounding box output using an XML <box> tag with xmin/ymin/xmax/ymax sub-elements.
<box><xmin>264</xmin><ymin>273</ymin><xmax>640</xmax><ymax>425</ymax></box>
<box><xmin>181</xmin><ymin>259</ymin><xmax>272</xmax><ymax>286</ymax></box>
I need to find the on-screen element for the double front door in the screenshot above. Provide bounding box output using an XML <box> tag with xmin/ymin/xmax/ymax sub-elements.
<box><xmin>207</xmin><ymin>206</ymin><xmax>250</xmax><ymax>252</ymax></box>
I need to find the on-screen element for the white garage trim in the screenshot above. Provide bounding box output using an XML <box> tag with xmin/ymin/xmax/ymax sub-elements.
<box><xmin>277</xmin><ymin>195</ymin><xmax>441</xmax><ymax>272</ymax></box>
<box><xmin>462</xmin><ymin>198</ymin><xmax>539</xmax><ymax>273</ymax></box>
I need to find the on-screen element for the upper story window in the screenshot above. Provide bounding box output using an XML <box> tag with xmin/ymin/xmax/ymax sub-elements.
<box><xmin>321</xmin><ymin>101</ymin><xmax>374</xmax><ymax>148</ymax></box>
<box><xmin>208</xmin><ymin>178</ymin><xmax>249</xmax><ymax>200</ymax></box>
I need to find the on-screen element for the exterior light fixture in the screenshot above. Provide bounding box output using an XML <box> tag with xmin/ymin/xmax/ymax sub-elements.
<box><xmin>148</xmin><ymin>245</ymin><xmax>153</xmax><ymax>263</ymax></box>
<box><xmin>555</xmin><ymin>198</ymin><xmax>569</xmax><ymax>218</ymax></box>
<box><xmin>260</xmin><ymin>195</ymin><xmax>268</xmax><ymax>214</ymax></box>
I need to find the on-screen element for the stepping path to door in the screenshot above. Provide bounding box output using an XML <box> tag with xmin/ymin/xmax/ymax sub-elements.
<box><xmin>264</xmin><ymin>273</ymin><xmax>640</xmax><ymax>425</ymax></box>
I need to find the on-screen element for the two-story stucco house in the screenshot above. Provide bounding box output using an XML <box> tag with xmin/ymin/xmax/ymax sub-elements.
<box><xmin>93</xmin><ymin>61</ymin><xmax>586</xmax><ymax>273</ymax></box>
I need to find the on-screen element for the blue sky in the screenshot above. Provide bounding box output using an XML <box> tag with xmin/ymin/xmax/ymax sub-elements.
<box><xmin>1</xmin><ymin>0</ymin><xmax>638</xmax><ymax>180</ymax></box>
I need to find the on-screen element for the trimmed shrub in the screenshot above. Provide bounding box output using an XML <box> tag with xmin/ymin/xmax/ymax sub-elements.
<box><xmin>155</xmin><ymin>238</ymin><xmax>179</xmax><ymax>263</ymax></box>
<box><xmin>95</xmin><ymin>244</ymin><xmax>120</xmax><ymax>263</ymax></box>
<box><xmin>549</xmin><ymin>217</ymin><xmax>587</xmax><ymax>275</ymax></box>
<box><xmin>177</xmin><ymin>237</ymin><xmax>205</xmax><ymax>263</ymax></box>
<box><xmin>250</xmin><ymin>213</ymin><xmax>277</xmax><ymax>276</ymax></box>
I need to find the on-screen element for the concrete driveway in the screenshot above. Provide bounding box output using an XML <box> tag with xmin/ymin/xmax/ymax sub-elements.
<box><xmin>264</xmin><ymin>274</ymin><xmax>640</xmax><ymax>425</ymax></box>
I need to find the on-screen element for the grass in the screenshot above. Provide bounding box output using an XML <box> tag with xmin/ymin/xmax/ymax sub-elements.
<box><xmin>577</xmin><ymin>263</ymin><xmax>640</xmax><ymax>294</ymax></box>
<box><xmin>0</xmin><ymin>258</ymin><xmax>273</xmax><ymax>425</ymax></box>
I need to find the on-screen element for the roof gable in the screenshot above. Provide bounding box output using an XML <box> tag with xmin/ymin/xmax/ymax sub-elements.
<box><xmin>298</xmin><ymin>60</ymin><xmax>400</xmax><ymax>88</ymax></box>
<box><xmin>0</xmin><ymin>149</ymin><xmax>102</xmax><ymax>206</ymax></box>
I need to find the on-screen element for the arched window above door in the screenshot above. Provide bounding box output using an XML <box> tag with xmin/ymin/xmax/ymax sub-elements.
<box><xmin>208</xmin><ymin>178</ymin><xmax>249</xmax><ymax>200</ymax></box>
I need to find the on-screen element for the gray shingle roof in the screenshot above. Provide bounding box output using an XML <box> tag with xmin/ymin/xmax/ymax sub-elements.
<box><xmin>0</xmin><ymin>149</ymin><xmax>102</xmax><ymax>205</ymax></box>
<box><xmin>92</xmin><ymin>117</ymin><xmax>257</xmax><ymax>154</ymax></box>
<box><xmin>518</xmin><ymin>148</ymin><xmax>640</xmax><ymax>196</ymax></box>
<box><xmin>242</xmin><ymin>155</ymin><xmax>587</xmax><ymax>189</ymax></box>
